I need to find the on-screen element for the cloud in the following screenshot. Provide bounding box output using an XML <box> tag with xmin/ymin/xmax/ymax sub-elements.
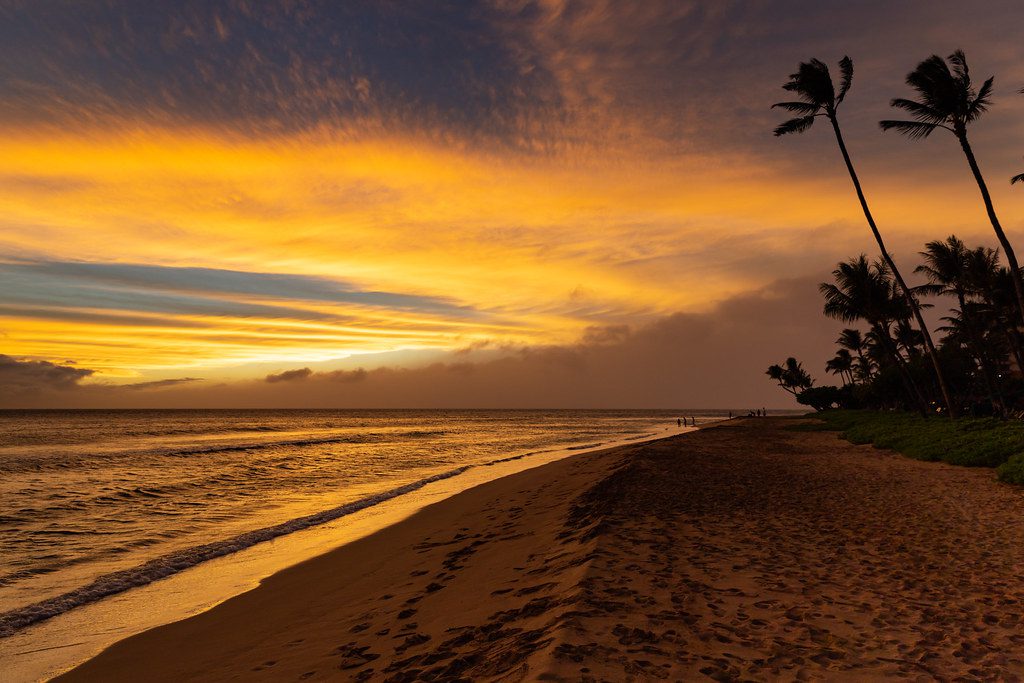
<box><xmin>3</xmin><ymin>0</ymin><xmax>1021</xmax><ymax>161</ymax></box>
<box><xmin>122</xmin><ymin>377</ymin><xmax>203</xmax><ymax>390</ymax></box>
<box><xmin>265</xmin><ymin>367</ymin><xmax>312</xmax><ymax>383</ymax></box>
<box><xmin>2</xmin><ymin>0</ymin><xmax>1021</xmax><ymax>395</ymax></box>
<box><xmin>0</xmin><ymin>259</ymin><xmax>475</xmax><ymax>318</ymax></box>
<box><xmin>0</xmin><ymin>1</ymin><xmax>563</xmax><ymax>144</ymax></box>
<box><xmin>322</xmin><ymin>368</ymin><xmax>368</xmax><ymax>383</ymax></box>
<box><xmin>0</xmin><ymin>354</ymin><xmax>94</xmax><ymax>392</ymax></box>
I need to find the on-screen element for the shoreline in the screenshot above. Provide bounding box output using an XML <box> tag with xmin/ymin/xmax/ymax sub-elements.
<box><xmin>52</xmin><ymin>416</ymin><xmax>1024</xmax><ymax>680</ymax></box>
<box><xmin>3</xmin><ymin>422</ymin><xmax>704</xmax><ymax>682</ymax></box>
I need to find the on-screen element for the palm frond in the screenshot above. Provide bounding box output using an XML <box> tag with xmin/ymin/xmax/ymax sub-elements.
<box><xmin>888</xmin><ymin>97</ymin><xmax>944</xmax><ymax>123</ymax></box>
<box><xmin>914</xmin><ymin>283</ymin><xmax>945</xmax><ymax>297</ymax></box>
<box><xmin>879</xmin><ymin>119</ymin><xmax>939</xmax><ymax>139</ymax></box>
<box><xmin>771</xmin><ymin>101</ymin><xmax>820</xmax><ymax>114</ymax></box>
<box><xmin>966</xmin><ymin>76</ymin><xmax>994</xmax><ymax>121</ymax></box>
<box><xmin>948</xmin><ymin>49</ymin><xmax>969</xmax><ymax>80</ymax></box>
<box><xmin>836</xmin><ymin>56</ymin><xmax>853</xmax><ymax>104</ymax></box>
<box><xmin>1012</xmin><ymin>172</ymin><xmax>1024</xmax><ymax>185</ymax></box>
<box><xmin>773</xmin><ymin>116</ymin><xmax>816</xmax><ymax>136</ymax></box>
<box><xmin>905</xmin><ymin>55</ymin><xmax>958</xmax><ymax>113</ymax></box>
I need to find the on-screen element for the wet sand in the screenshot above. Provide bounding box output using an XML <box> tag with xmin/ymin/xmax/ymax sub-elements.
<box><xmin>58</xmin><ymin>418</ymin><xmax>1024</xmax><ymax>680</ymax></box>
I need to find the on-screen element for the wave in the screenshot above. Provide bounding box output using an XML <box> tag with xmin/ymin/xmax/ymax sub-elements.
<box><xmin>0</xmin><ymin>428</ymin><xmax>663</xmax><ymax>638</ymax></box>
<box><xmin>0</xmin><ymin>429</ymin><xmax>450</xmax><ymax>473</ymax></box>
<box><xmin>0</xmin><ymin>465</ymin><xmax>470</xmax><ymax>638</ymax></box>
<box><xmin>159</xmin><ymin>430</ymin><xmax>447</xmax><ymax>457</ymax></box>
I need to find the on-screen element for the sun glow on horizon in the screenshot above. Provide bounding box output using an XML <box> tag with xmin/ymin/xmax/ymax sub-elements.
<box><xmin>2</xmin><ymin>122</ymin><xmax>1019</xmax><ymax>382</ymax></box>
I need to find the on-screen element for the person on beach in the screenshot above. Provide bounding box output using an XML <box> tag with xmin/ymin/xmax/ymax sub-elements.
<box><xmin>677</xmin><ymin>418</ymin><xmax>682</xmax><ymax>427</ymax></box>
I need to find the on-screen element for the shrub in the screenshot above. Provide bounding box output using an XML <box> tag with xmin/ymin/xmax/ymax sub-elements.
<box><xmin>997</xmin><ymin>454</ymin><xmax>1024</xmax><ymax>485</ymax></box>
<box><xmin>806</xmin><ymin>410</ymin><xmax>1024</xmax><ymax>475</ymax></box>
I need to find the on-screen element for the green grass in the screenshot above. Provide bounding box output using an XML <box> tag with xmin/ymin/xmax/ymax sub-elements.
<box><xmin>799</xmin><ymin>410</ymin><xmax>1024</xmax><ymax>484</ymax></box>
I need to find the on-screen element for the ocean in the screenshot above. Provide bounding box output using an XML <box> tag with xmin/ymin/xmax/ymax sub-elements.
<box><xmin>0</xmin><ymin>408</ymin><xmax>726</xmax><ymax>652</ymax></box>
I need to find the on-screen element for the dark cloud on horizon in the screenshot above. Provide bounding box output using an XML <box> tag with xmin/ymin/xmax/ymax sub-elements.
<box><xmin>265</xmin><ymin>367</ymin><xmax>312</xmax><ymax>383</ymax></box>
<box><xmin>265</xmin><ymin>367</ymin><xmax>369</xmax><ymax>383</ymax></box>
<box><xmin>0</xmin><ymin>354</ymin><xmax>94</xmax><ymax>392</ymax></box>
<box><xmin>123</xmin><ymin>377</ymin><xmax>203</xmax><ymax>390</ymax></box>
<box><xmin>0</xmin><ymin>356</ymin><xmax>205</xmax><ymax>395</ymax></box>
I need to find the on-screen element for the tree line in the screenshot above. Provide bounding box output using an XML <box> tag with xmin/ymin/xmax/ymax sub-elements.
<box><xmin>765</xmin><ymin>51</ymin><xmax>1022</xmax><ymax>417</ymax></box>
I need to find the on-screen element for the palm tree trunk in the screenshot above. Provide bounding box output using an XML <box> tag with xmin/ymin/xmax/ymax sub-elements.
<box><xmin>829</xmin><ymin>115</ymin><xmax>957</xmax><ymax>417</ymax></box>
<box><xmin>957</xmin><ymin>132</ymin><xmax>1024</xmax><ymax>330</ymax></box>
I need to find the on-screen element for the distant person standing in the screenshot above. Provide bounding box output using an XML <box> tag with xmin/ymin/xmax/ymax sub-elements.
<box><xmin>677</xmin><ymin>418</ymin><xmax>682</xmax><ymax>427</ymax></box>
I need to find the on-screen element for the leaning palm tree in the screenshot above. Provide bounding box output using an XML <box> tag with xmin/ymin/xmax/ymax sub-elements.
<box><xmin>773</xmin><ymin>56</ymin><xmax>956</xmax><ymax>416</ymax></box>
<box><xmin>880</xmin><ymin>50</ymin><xmax>1024</xmax><ymax>328</ymax></box>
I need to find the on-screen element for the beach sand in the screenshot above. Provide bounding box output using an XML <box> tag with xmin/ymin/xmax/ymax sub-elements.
<box><xmin>58</xmin><ymin>418</ymin><xmax>1024</xmax><ymax>681</ymax></box>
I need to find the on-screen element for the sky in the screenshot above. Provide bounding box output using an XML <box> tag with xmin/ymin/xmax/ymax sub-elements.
<box><xmin>1</xmin><ymin>0</ymin><xmax>1023</xmax><ymax>408</ymax></box>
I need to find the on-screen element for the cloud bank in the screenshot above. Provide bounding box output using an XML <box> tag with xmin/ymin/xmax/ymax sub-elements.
<box><xmin>1</xmin><ymin>276</ymin><xmax>839</xmax><ymax>409</ymax></box>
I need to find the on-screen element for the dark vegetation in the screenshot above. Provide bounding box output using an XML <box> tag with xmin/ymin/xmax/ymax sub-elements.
<box><xmin>766</xmin><ymin>51</ymin><xmax>1024</xmax><ymax>421</ymax></box>
<box><xmin>791</xmin><ymin>410</ymin><xmax>1024</xmax><ymax>485</ymax></box>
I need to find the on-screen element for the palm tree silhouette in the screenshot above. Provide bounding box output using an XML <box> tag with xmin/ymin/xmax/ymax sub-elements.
<box><xmin>837</xmin><ymin>328</ymin><xmax>874</xmax><ymax>380</ymax></box>
<box><xmin>825</xmin><ymin>349</ymin><xmax>855</xmax><ymax>385</ymax></box>
<box><xmin>773</xmin><ymin>57</ymin><xmax>956</xmax><ymax>416</ymax></box>
<box><xmin>964</xmin><ymin>245</ymin><xmax>1024</xmax><ymax>372</ymax></box>
<box><xmin>766</xmin><ymin>358</ymin><xmax>814</xmax><ymax>396</ymax></box>
<box><xmin>880</xmin><ymin>50</ymin><xmax>1024</xmax><ymax>328</ymax></box>
<box><xmin>819</xmin><ymin>255</ymin><xmax>929</xmax><ymax>414</ymax></box>
<box><xmin>916</xmin><ymin>236</ymin><xmax>1005</xmax><ymax>414</ymax></box>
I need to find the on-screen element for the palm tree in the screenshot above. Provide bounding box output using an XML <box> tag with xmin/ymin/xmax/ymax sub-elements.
<box><xmin>766</xmin><ymin>357</ymin><xmax>814</xmax><ymax>396</ymax></box>
<box><xmin>880</xmin><ymin>50</ymin><xmax>1024</xmax><ymax>328</ymax></box>
<box><xmin>826</xmin><ymin>349</ymin><xmax>855</xmax><ymax>385</ymax></box>
<box><xmin>819</xmin><ymin>256</ymin><xmax>928</xmax><ymax>413</ymax></box>
<box><xmin>964</xmin><ymin>246</ymin><xmax>1024</xmax><ymax>373</ymax></box>
<box><xmin>837</xmin><ymin>328</ymin><xmax>875</xmax><ymax>380</ymax></box>
<box><xmin>917</xmin><ymin>236</ymin><xmax>1005</xmax><ymax>414</ymax></box>
<box><xmin>773</xmin><ymin>56</ymin><xmax>956</xmax><ymax>416</ymax></box>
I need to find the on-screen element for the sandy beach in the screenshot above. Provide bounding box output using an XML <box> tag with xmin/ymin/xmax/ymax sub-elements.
<box><xmin>57</xmin><ymin>418</ymin><xmax>1024</xmax><ymax>681</ymax></box>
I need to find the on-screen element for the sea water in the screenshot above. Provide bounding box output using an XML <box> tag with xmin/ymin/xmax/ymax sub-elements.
<box><xmin>0</xmin><ymin>408</ymin><xmax>725</xmax><ymax>679</ymax></box>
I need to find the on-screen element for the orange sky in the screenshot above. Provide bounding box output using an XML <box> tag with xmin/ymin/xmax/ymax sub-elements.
<box><xmin>1</xmin><ymin>1</ymin><xmax>1023</xmax><ymax>407</ymax></box>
